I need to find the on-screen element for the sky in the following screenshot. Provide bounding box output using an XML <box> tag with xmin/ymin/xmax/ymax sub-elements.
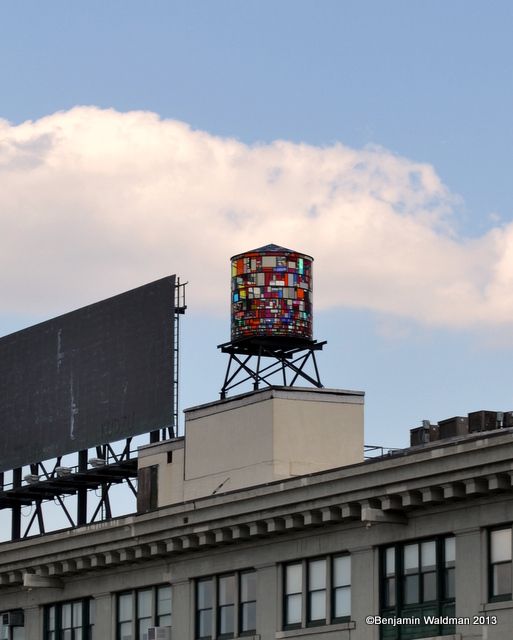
<box><xmin>1</xmin><ymin>0</ymin><xmax>513</xmax><ymax>453</ymax></box>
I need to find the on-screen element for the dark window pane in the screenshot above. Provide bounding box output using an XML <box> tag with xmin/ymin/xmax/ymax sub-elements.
<box><xmin>333</xmin><ymin>556</ymin><xmax>350</xmax><ymax>587</ymax></box>
<box><xmin>493</xmin><ymin>562</ymin><xmax>512</xmax><ymax>596</ymax></box>
<box><xmin>286</xmin><ymin>564</ymin><xmax>302</xmax><ymax>594</ymax></box>
<box><xmin>197</xmin><ymin>580</ymin><xmax>213</xmax><ymax>609</ymax></box>
<box><xmin>308</xmin><ymin>590</ymin><xmax>326</xmax><ymax>621</ymax></box>
<box><xmin>137</xmin><ymin>590</ymin><xmax>152</xmax><ymax>618</ymax></box>
<box><xmin>445</xmin><ymin>567</ymin><xmax>455</xmax><ymax>599</ymax></box>
<box><xmin>219</xmin><ymin>605</ymin><xmax>234</xmax><ymax>635</ymax></box>
<box><xmin>198</xmin><ymin>609</ymin><xmax>212</xmax><ymax>638</ymax></box>
<box><xmin>158</xmin><ymin>614</ymin><xmax>171</xmax><ymax>627</ymax></box>
<box><xmin>219</xmin><ymin>575</ymin><xmax>235</xmax><ymax>605</ymax></box>
<box><xmin>119</xmin><ymin>594</ymin><xmax>133</xmax><ymax>622</ymax></box>
<box><xmin>421</xmin><ymin>541</ymin><xmax>436</xmax><ymax>571</ymax></box>
<box><xmin>385</xmin><ymin>577</ymin><xmax>396</xmax><ymax>607</ymax></box>
<box><xmin>404</xmin><ymin>575</ymin><xmax>419</xmax><ymax>604</ymax></box>
<box><xmin>119</xmin><ymin>621</ymin><xmax>133</xmax><ymax>640</ymax></box>
<box><xmin>308</xmin><ymin>559</ymin><xmax>326</xmax><ymax>590</ymax></box>
<box><xmin>423</xmin><ymin>571</ymin><xmax>437</xmax><ymax>601</ymax></box>
<box><xmin>286</xmin><ymin>593</ymin><xmax>302</xmax><ymax>624</ymax></box>
<box><xmin>334</xmin><ymin>586</ymin><xmax>350</xmax><ymax>618</ymax></box>
<box><xmin>139</xmin><ymin>618</ymin><xmax>151</xmax><ymax>640</ymax></box>
<box><xmin>404</xmin><ymin>544</ymin><xmax>419</xmax><ymax>573</ymax></box>
<box><xmin>491</xmin><ymin>529</ymin><xmax>512</xmax><ymax>563</ymax></box>
<box><xmin>445</xmin><ymin>537</ymin><xmax>455</xmax><ymax>566</ymax></box>
<box><xmin>72</xmin><ymin>602</ymin><xmax>83</xmax><ymax>627</ymax></box>
<box><xmin>240</xmin><ymin>571</ymin><xmax>256</xmax><ymax>602</ymax></box>
<box><xmin>157</xmin><ymin>586</ymin><xmax>172</xmax><ymax>616</ymax></box>
<box><xmin>62</xmin><ymin>604</ymin><xmax>72</xmax><ymax>629</ymax></box>
<box><xmin>48</xmin><ymin>606</ymin><xmax>56</xmax><ymax>631</ymax></box>
<box><xmin>385</xmin><ymin>548</ymin><xmax>395</xmax><ymax>576</ymax></box>
<box><xmin>241</xmin><ymin>602</ymin><xmax>256</xmax><ymax>632</ymax></box>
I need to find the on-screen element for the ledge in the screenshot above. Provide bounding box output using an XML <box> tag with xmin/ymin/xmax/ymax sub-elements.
<box><xmin>414</xmin><ymin>636</ymin><xmax>461</xmax><ymax>640</ymax></box>
<box><xmin>276</xmin><ymin>621</ymin><xmax>355</xmax><ymax>637</ymax></box>
<box><xmin>482</xmin><ymin>600</ymin><xmax>513</xmax><ymax>611</ymax></box>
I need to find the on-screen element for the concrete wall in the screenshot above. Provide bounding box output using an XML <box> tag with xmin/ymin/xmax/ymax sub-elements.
<box><xmin>138</xmin><ymin>438</ymin><xmax>185</xmax><ymax>507</ymax></box>
<box><xmin>272</xmin><ymin>395</ymin><xmax>363</xmax><ymax>477</ymax></box>
<box><xmin>183</xmin><ymin>387</ymin><xmax>364</xmax><ymax>501</ymax></box>
<box><xmin>184</xmin><ymin>389</ymin><xmax>275</xmax><ymax>499</ymax></box>
<box><xmin>3</xmin><ymin>496</ymin><xmax>513</xmax><ymax>639</ymax></box>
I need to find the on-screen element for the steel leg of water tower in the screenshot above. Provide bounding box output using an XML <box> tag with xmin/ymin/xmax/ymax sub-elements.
<box><xmin>254</xmin><ymin>347</ymin><xmax>262</xmax><ymax>390</ymax></box>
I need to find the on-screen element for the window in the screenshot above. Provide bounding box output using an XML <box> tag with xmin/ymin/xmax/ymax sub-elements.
<box><xmin>117</xmin><ymin>586</ymin><xmax>171</xmax><ymax>640</ymax></box>
<box><xmin>1</xmin><ymin>611</ymin><xmax>24</xmax><ymax>640</ymax></box>
<box><xmin>196</xmin><ymin>579</ymin><xmax>213</xmax><ymax>639</ymax></box>
<box><xmin>239</xmin><ymin>571</ymin><xmax>257</xmax><ymax>634</ymax></box>
<box><xmin>284</xmin><ymin>563</ymin><xmax>302</xmax><ymax>627</ymax></box>
<box><xmin>490</xmin><ymin>527</ymin><xmax>512</xmax><ymax>600</ymax></box>
<box><xmin>381</xmin><ymin>536</ymin><xmax>455</xmax><ymax>640</ymax></box>
<box><xmin>332</xmin><ymin>555</ymin><xmax>351</xmax><ymax>620</ymax></box>
<box><xmin>195</xmin><ymin>570</ymin><xmax>256</xmax><ymax>639</ymax></box>
<box><xmin>44</xmin><ymin>599</ymin><xmax>94</xmax><ymax>640</ymax></box>
<box><xmin>283</xmin><ymin>555</ymin><xmax>351</xmax><ymax>630</ymax></box>
<box><xmin>308</xmin><ymin>559</ymin><xmax>326</xmax><ymax>623</ymax></box>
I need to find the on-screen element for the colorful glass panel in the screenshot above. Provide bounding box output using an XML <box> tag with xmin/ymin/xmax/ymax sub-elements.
<box><xmin>230</xmin><ymin>246</ymin><xmax>313</xmax><ymax>341</ymax></box>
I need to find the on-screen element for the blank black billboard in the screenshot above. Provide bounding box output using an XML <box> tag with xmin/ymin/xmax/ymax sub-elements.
<box><xmin>0</xmin><ymin>276</ymin><xmax>176</xmax><ymax>472</ymax></box>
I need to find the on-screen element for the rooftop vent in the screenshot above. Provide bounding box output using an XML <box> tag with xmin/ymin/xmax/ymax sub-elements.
<box><xmin>409</xmin><ymin>420</ymin><xmax>439</xmax><ymax>446</ymax></box>
<box><xmin>468</xmin><ymin>410</ymin><xmax>499</xmax><ymax>433</ymax></box>
<box><xmin>438</xmin><ymin>416</ymin><xmax>468</xmax><ymax>439</ymax></box>
<box><xmin>410</xmin><ymin>409</ymin><xmax>513</xmax><ymax>447</ymax></box>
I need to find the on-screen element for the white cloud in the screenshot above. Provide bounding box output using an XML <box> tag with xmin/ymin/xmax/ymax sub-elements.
<box><xmin>0</xmin><ymin>106</ymin><xmax>511</xmax><ymax>329</ymax></box>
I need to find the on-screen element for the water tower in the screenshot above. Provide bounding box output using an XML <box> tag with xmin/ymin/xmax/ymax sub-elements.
<box><xmin>218</xmin><ymin>244</ymin><xmax>326</xmax><ymax>398</ymax></box>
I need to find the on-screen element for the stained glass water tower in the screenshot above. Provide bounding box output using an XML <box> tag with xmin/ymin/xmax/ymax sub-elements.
<box><xmin>218</xmin><ymin>244</ymin><xmax>326</xmax><ymax>398</ymax></box>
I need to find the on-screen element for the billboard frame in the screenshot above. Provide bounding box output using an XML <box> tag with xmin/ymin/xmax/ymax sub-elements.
<box><xmin>0</xmin><ymin>278</ymin><xmax>187</xmax><ymax>541</ymax></box>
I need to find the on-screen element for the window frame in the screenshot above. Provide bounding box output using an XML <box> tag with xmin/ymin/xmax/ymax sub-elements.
<box><xmin>380</xmin><ymin>535</ymin><xmax>455</xmax><ymax>640</ymax></box>
<box><xmin>331</xmin><ymin>554</ymin><xmax>351</xmax><ymax>623</ymax></box>
<box><xmin>282</xmin><ymin>554</ymin><xmax>351</xmax><ymax>631</ymax></box>
<box><xmin>489</xmin><ymin>526</ymin><xmax>513</xmax><ymax>602</ymax></box>
<box><xmin>238</xmin><ymin>570</ymin><xmax>257</xmax><ymax>637</ymax></box>
<box><xmin>195</xmin><ymin>570</ymin><xmax>257</xmax><ymax>640</ymax></box>
<box><xmin>306</xmin><ymin>558</ymin><xmax>327</xmax><ymax>626</ymax></box>
<box><xmin>283</xmin><ymin>562</ymin><xmax>303</xmax><ymax>629</ymax></box>
<box><xmin>116</xmin><ymin>585</ymin><xmax>172</xmax><ymax>640</ymax></box>
<box><xmin>196</xmin><ymin>577</ymin><xmax>214</xmax><ymax>640</ymax></box>
<box><xmin>43</xmin><ymin>598</ymin><xmax>94</xmax><ymax>640</ymax></box>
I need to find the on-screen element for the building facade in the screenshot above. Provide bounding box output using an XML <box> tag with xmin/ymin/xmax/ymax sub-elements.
<box><xmin>1</xmin><ymin>387</ymin><xmax>513</xmax><ymax>640</ymax></box>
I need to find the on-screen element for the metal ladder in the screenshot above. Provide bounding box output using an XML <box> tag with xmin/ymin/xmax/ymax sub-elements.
<box><xmin>173</xmin><ymin>278</ymin><xmax>187</xmax><ymax>436</ymax></box>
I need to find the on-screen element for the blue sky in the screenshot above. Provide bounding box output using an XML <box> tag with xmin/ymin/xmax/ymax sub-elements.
<box><xmin>1</xmin><ymin>1</ymin><xmax>513</xmax><ymax>448</ymax></box>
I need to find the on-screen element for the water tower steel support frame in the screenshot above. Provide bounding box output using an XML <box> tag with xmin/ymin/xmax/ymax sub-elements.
<box><xmin>220</xmin><ymin>244</ymin><xmax>326</xmax><ymax>399</ymax></box>
<box><xmin>218</xmin><ymin>338</ymin><xmax>326</xmax><ymax>399</ymax></box>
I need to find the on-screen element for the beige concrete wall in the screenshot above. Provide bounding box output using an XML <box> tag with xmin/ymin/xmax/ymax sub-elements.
<box><xmin>159</xmin><ymin>447</ymin><xmax>185</xmax><ymax>506</ymax></box>
<box><xmin>138</xmin><ymin>389</ymin><xmax>365</xmax><ymax>506</ymax></box>
<box><xmin>184</xmin><ymin>395</ymin><xmax>275</xmax><ymax>500</ymax></box>
<box><xmin>138</xmin><ymin>440</ymin><xmax>185</xmax><ymax>506</ymax></box>
<box><xmin>272</xmin><ymin>397</ymin><xmax>364</xmax><ymax>477</ymax></box>
<box><xmin>183</xmin><ymin>388</ymin><xmax>364</xmax><ymax>501</ymax></box>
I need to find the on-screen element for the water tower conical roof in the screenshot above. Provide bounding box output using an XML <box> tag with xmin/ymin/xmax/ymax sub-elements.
<box><xmin>251</xmin><ymin>243</ymin><xmax>294</xmax><ymax>253</ymax></box>
<box><xmin>231</xmin><ymin>244</ymin><xmax>313</xmax><ymax>261</ymax></box>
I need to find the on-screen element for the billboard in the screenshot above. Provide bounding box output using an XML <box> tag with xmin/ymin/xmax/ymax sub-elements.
<box><xmin>0</xmin><ymin>276</ymin><xmax>176</xmax><ymax>472</ymax></box>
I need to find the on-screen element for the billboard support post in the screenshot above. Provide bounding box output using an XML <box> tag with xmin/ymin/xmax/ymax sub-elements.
<box><xmin>77</xmin><ymin>450</ymin><xmax>88</xmax><ymax>527</ymax></box>
<box><xmin>11</xmin><ymin>468</ymin><xmax>21</xmax><ymax>540</ymax></box>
